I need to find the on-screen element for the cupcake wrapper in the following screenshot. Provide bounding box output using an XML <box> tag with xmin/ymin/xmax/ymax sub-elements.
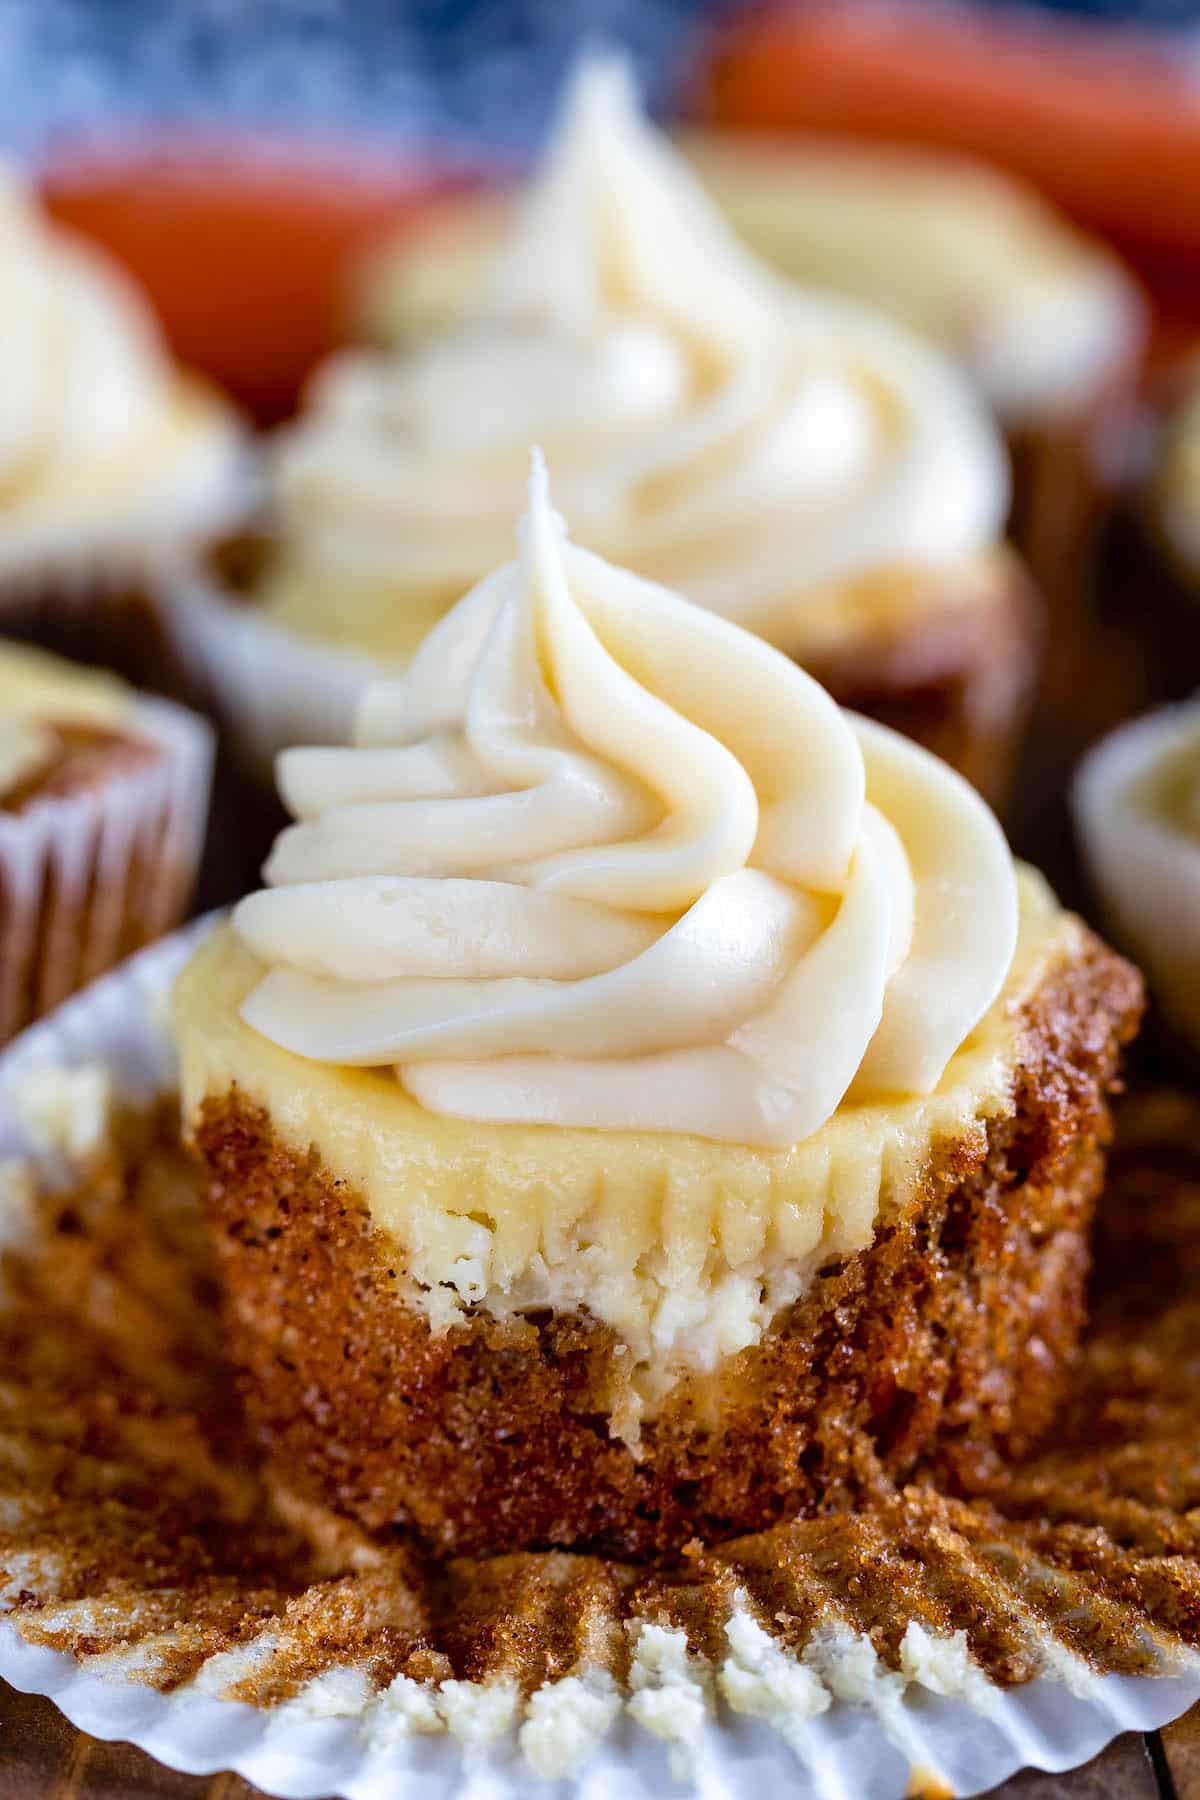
<box><xmin>0</xmin><ymin>697</ymin><xmax>213</xmax><ymax>1044</ymax></box>
<box><xmin>160</xmin><ymin>565</ymin><xmax>378</xmax><ymax>782</ymax></box>
<box><xmin>1006</xmin><ymin>347</ymin><xmax>1143</xmax><ymax>616</ymax></box>
<box><xmin>0</xmin><ymin>449</ymin><xmax>259</xmax><ymax>694</ymax></box>
<box><xmin>0</xmin><ymin>935</ymin><xmax>1198</xmax><ymax>1800</ymax></box>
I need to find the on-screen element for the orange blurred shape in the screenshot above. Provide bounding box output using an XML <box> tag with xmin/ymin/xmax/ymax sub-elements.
<box><xmin>41</xmin><ymin>134</ymin><xmax>473</xmax><ymax>424</ymax></box>
<box><xmin>702</xmin><ymin>2</ymin><xmax>1200</xmax><ymax>349</ymax></box>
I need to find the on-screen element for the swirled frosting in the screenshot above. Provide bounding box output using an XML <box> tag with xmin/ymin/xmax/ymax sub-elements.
<box><xmin>265</xmin><ymin>56</ymin><xmax>1007</xmax><ymax>662</ymax></box>
<box><xmin>0</xmin><ymin>166</ymin><xmax>242</xmax><ymax>568</ymax></box>
<box><xmin>235</xmin><ymin>459</ymin><xmax>1017</xmax><ymax>1148</ymax></box>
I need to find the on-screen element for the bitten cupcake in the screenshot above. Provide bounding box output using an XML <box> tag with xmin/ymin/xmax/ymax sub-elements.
<box><xmin>0</xmin><ymin>641</ymin><xmax>212</xmax><ymax>1043</ymax></box>
<box><xmin>175</xmin><ymin>460</ymin><xmax>1140</xmax><ymax>1560</ymax></box>
<box><xmin>0</xmin><ymin>163</ymin><xmax>248</xmax><ymax>675</ymax></box>
<box><xmin>171</xmin><ymin>58</ymin><xmax>1036</xmax><ymax>806</ymax></box>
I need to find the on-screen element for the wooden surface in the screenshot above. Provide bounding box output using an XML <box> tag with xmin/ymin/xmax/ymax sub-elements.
<box><xmin>0</xmin><ymin>1677</ymin><xmax>1193</xmax><ymax>1798</ymax></box>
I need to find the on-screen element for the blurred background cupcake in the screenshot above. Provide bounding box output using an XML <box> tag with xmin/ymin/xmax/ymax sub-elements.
<box><xmin>0</xmin><ymin>641</ymin><xmax>212</xmax><ymax>1041</ymax></box>
<box><xmin>364</xmin><ymin>129</ymin><xmax>1146</xmax><ymax>620</ymax></box>
<box><xmin>164</xmin><ymin>54</ymin><xmax>1040</xmax><ymax>811</ymax></box>
<box><xmin>0</xmin><ymin>164</ymin><xmax>249</xmax><ymax>682</ymax></box>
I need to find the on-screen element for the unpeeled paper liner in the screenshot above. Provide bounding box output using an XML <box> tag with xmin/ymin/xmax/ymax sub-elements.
<box><xmin>0</xmin><ymin>697</ymin><xmax>213</xmax><ymax>1043</ymax></box>
<box><xmin>1</xmin><ymin>931</ymin><xmax>1199</xmax><ymax>1798</ymax></box>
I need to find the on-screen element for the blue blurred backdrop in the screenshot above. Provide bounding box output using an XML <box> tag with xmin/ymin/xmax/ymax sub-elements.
<box><xmin>1</xmin><ymin>0</ymin><xmax>1197</xmax><ymax>159</ymax></box>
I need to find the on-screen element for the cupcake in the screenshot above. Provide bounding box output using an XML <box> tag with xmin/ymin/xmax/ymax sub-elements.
<box><xmin>365</xmin><ymin>103</ymin><xmax>1145</xmax><ymax>614</ymax></box>
<box><xmin>0</xmin><ymin>640</ymin><xmax>212</xmax><ymax>1043</ymax></box>
<box><xmin>170</xmin><ymin>57</ymin><xmax>1036</xmax><ymax>807</ymax></box>
<box><xmin>174</xmin><ymin>459</ymin><xmax>1141</xmax><ymax>1560</ymax></box>
<box><xmin>1075</xmin><ymin>697</ymin><xmax>1200</xmax><ymax>1052</ymax></box>
<box><xmin>0</xmin><ymin>163</ymin><xmax>249</xmax><ymax>678</ymax></box>
<box><xmin>1154</xmin><ymin>370</ymin><xmax>1200</xmax><ymax>580</ymax></box>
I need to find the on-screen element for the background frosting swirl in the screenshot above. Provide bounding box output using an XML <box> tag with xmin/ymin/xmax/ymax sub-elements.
<box><xmin>268</xmin><ymin>56</ymin><xmax>1008</xmax><ymax>654</ymax></box>
<box><xmin>0</xmin><ymin>165</ymin><xmax>238</xmax><ymax>551</ymax></box>
<box><xmin>235</xmin><ymin>459</ymin><xmax>1018</xmax><ymax>1147</ymax></box>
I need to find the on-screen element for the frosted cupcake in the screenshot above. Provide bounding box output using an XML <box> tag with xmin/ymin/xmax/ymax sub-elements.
<box><xmin>0</xmin><ymin>164</ymin><xmax>248</xmax><ymax>674</ymax></box>
<box><xmin>175</xmin><ymin>461</ymin><xmax>1140</xmax><ymax>1558</ymax></box>
<box><xmin>371</xmin><ymin>119</ymin><xmax>1144</xmax><ymax>609</ymax></box>
<box><xmin>1150</xmin><ymin>366</ymin><xmax>1200</xmax><ymax>590</ymax></box>
<box><xmin>172</xmin><ymin>59</ymin><xmax>1035</xmax><ymax>804</ymax></box>
<box><xmin>0</xmin><ymin>641</ymin><xmax>212</xmax><ymax>1042</ymax></box>
<box><xmin>1075</xmin><ymin>697</ymin><xmax>1200</xmax><ymax>1053</ymax></box>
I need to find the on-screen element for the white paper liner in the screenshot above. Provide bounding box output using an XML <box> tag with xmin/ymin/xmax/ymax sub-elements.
<box><xmin>0</xmin><ymin>696</ymin><xmax>213</xmax><ymax>1043</ymax></box>
<box><xmin>0</xmin><ymin>931</ymin><xmax>1198</xmax><ymax>1798</ymax></box>
<box><xmin>160</xmin><ymin>564</ymin><xmax>378</xmax><ymax>782</ymax></box>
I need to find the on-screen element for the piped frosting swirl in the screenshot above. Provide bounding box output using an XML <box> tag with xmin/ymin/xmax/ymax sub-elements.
<box><xmin>267</xmin><ymin>57</ymin><xmax>1007</xmax><ymax>657</ymax></box>
<box><xmin>235</xmin><ymin>458</ymin><xmax>1018</xmax><ymax>1148</ymax></box>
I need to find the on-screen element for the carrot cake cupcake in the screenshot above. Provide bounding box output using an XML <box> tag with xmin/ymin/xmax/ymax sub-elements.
<box><xmin>0</xmin><ymin>640</ymin><xmax>212</xmax><ymax>1043</ymax></box>
<box><xmin>1149</xmin><ymin>364</ymin><xmax>1200</xmax><ymax>592</ymax></box>
<box><xmin>175</xmin><ymin>459</ymin><xmax>1141</xmax><ymax>1559</ymax></box>
<box><xmin>176</xmin><ymin>57</ymin><xmax>1036</xmax><ymax>806</ymax></box>
<box><xmin>0</xmin><ymin>162</ymin><xmax>248</xmax><ymax>672</ymax></box>
<box><xmin>371</xmin><ymin>104</ymin><xmax>1144</xmax><ymax>610</ymax></box>
<box><xmin>1075</xmin><ymin>696</ymin><xmax>1200</xmax><ymax>1052</ymax></box>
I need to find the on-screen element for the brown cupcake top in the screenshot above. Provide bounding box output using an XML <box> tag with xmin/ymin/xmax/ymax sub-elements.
<box><xmin>0</xmin><ymin>640</ymin><xmax>156</xmax><ymax>813</ymax></box>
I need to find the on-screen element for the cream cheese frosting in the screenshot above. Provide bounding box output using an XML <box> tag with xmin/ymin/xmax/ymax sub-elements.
<box><xmin>0</xmin><ymin>166</ymin><xmax>244</xmax><ymax>572</ymax></box>
<box><xmin>367</xmin><ymin>122</ymin><xmax>1144</xmax><ymax>429</ymax></box>
<box><xmin>234</xmin><ymin>457</ymin><xmax>1017</xmax><ymax>1148</ymax></box>
<box><xmin>1075</xmin><ymin>699</ymin><xmax>1200</xmax><ymax>1047</ymax></box>
<box><xmin>677</xmin><ymin>136</ymin><xmax>1145</xmax><ymax>426</ymax></box>
<box><xmin>265</xmin><ymin>56</ymin><xmax>1007</xmax><ymax>663</ymax></box>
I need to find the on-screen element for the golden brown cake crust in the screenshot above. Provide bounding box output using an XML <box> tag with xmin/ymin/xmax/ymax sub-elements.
<box><xmin>191</xmin><ymin>926</ymin><xmax>1142</xmax><ymax>1561</ymax></box>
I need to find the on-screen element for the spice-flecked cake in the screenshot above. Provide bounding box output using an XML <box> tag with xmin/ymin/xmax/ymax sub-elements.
<box><xmin>179</xmin><ymin>56</ymin><xmax>1037</xmax><ymax>805</ymax></box>
<box><xmin>175</xmin><ymin>462</ymin><xmax>1141</xmax><ymax>1560</ymax></box>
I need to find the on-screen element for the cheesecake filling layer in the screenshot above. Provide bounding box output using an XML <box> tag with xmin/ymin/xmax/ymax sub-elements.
<box><xmin>264</xmin><ymin>56</ymin><xmax>1006</xmax><ymax>659</ymax></box>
